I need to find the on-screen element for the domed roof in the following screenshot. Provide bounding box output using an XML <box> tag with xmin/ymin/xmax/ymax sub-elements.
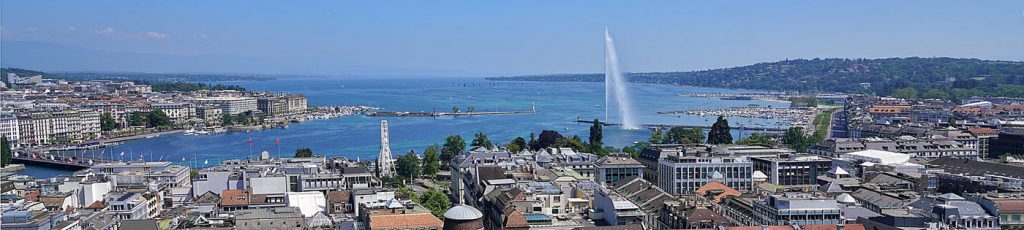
<box><xmin>444</xmin><ymin>205</ymin><xmax>483</xmax><ymax>220</ymax></box>
<box><xmin>837</xmin><ymin>193</ymin><xmax>856</xmax><ymax>204</ymax></box>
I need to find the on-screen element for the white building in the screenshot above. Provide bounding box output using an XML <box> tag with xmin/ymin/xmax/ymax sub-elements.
<box><xmin>187</xmin><ymin>97</ymin><xmax>257</xmax><ymax>115</ymax></box>
<box><xmin>0</xmin><ymin>112</ymin><xmax>19</xmax><ymax>148</ymax></box>
<box><xmin>150</xmin><ymin>103</ymin><xmax>196</xmax><ymax>123</ymax></box>
<box><xmin>105</xmin><ymin>191</ymin><xmax>163</xmax><ymax>220</ymax></box>
<box><xmin>285</xmin><ymin>94</ymin><xmax>308</xmax><ymax>114</ymax></box>
<box><xmin>286</xmin><ymin>191</ymin><xmax>326</xmax><ymax>217</ymax></box>
<box><xmin>840</xmin><ymin>149</ymin><xmax>910</xmax><ymax>165</ymax></box>
<box><xmin>16</xmin><ymin>109</ymin><xmax>100</xmax><ymax>146</ymax></box>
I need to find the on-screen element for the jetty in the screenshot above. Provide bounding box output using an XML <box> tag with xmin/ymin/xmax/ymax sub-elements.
<box><xmin>367</xmin><ymin>105</ymin><xmax>536</xmax><ymax>117</ymax></box>
<box><xmin>10</xmin><ymin>151</ymin><xmax>117</xmax><ymax>169</ymax></box>
<box><xmin>574</xmin><ymin>119</ymin><xmax>788</xmax><ymax>132</ymax></box>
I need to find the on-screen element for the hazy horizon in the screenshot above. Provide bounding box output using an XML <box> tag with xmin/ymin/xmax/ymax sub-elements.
<box><xmin>2</xmin><ymin>1</ymin><xmax>1022</xmax><ymax>76</ymax></box>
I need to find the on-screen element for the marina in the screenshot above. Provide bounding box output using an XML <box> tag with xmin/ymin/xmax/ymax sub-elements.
<box><xmin>659</xmin><ymin>106</ymin><xmax>816</xmax><ymax>127</ymax></box>
<box><xmin>573</xmin><ymin>118</ymin><xmax>789</xmax><ymax>132</ymax></box>
<box><xmin>366</xmin><ymin>104</ymin><xmax>536</xmax><ymax>117</ymax></box>
<box><xmin>681</xmin><ymin>92</ymin><xmax>792</xmax><ymax>103</ymax></box>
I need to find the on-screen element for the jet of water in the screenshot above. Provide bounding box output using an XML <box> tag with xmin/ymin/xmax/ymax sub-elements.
<box><xmin>605</xmin><ymin>27</ymin><xmax>639</xmax><ymax>130</ymax></box>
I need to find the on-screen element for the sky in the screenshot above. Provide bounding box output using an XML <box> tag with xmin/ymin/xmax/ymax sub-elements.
<box><xmin>1</xmin><ymin>1</ymin><xmax>1023</xmax><ymax>76</ymax></box>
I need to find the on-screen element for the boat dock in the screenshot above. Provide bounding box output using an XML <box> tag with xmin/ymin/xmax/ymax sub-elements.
<box><xmin>10</xmin><ymin>152</ymin><xmax>117</xmax><ymax>169</ymax></box>
<box><xmin>367</xmin><ymin>105</ymin><xmax>536</xmax><ymax>117</ymax></box>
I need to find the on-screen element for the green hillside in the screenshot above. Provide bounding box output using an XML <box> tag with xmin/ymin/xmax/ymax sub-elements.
<box><xmin>486</xmin><ymin>57</ymin><xmax>1024</xmax><ymax>100</ymax></box>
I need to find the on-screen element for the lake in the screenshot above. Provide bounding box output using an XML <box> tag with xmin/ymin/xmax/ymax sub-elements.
<box><xmin>25</xmin><ymin>77</ymin><xmax>789</xmax><ymax>177</ymax></box>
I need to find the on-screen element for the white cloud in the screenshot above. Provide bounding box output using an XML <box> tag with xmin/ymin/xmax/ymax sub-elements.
<box><xmin>24</xmin><ymin>27</ymin><xmax>38</xmax><ymax>33</ymax></box>
<box><xmin>192</xmin><ymin>33</ymin><xmax>209</xmax><ymax>40</ymax></box>
<box><xmin>146</xmin><ymin>31</ymin><xmax>169</xmax><ymax>40</ymax></box>
<box><xmin>95</xmin><ymin>27</ymin><xmax>115</xmax><ymax>34</ymax></box>
<box><xmin>67</xmin><ymin>26</ymin><xmax>77</xmax><ymax>32</ymax></box>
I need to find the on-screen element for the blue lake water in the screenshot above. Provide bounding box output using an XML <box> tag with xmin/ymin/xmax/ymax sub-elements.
<box><xmin>25</xmin><ymin>77</ymin><xmax>789</xmax><ymax>177</ymax></box>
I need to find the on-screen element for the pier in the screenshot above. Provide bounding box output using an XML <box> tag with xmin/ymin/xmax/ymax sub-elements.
<box><xmin>367</xmin><ymin>105</ymin><xmax>536</xmax><ymax>117</ymax></box>
<box><xmin>574</xmin><ymin>119</ymin><xmax>788</xmax><ymax>132</ymax></box>
<box><xmin>10</xmin><ymin>151</ymin><xmax>117</xmax><ymax>169</ymax></box>
<box><xmin>367</xmin><ymin>110</ymin><xmax>535</xmax><ymax>117</ymax></box>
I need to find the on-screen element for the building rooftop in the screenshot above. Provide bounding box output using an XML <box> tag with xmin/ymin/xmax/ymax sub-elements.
<box><xmin>369</xmin><ymin>212</ymin><xmax>442</xmax><ymax>229</ymax></box>
<box><xmin>443</xmin><ymin>205</ymin><xmax>483</xmax><ymax>220</ymax></box>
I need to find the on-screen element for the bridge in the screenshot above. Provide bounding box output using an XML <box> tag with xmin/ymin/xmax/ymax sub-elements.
<box><xmin>10</xmin><ymin>151</ymin><xmax>117</xmax><ymax>169</ymax></box>
<box><xmin>574</xmin><ymin>119</ymin><xmax>788</xmax><ymax>132</ymax></box>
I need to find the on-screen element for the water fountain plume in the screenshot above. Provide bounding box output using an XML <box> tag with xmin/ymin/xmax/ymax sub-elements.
<box><xmin>604</xmin><ymin>27</ymin><xmax>639</xmax><ymax>130</ymax></box>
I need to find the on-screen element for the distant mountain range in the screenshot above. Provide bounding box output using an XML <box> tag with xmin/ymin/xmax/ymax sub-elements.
<box><xmin>486</xmin><ymin>57</ymin><xmax>1024</xmax><ymax>100</ymax></box>
<box><xmin>0</xmin><ymin>41</ymin><xmax>483</xmax><ymax>77</ymax></box>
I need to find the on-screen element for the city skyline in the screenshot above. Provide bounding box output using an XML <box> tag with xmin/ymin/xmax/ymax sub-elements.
<box><xmin>2</xmin><ymin>1</ymin><xmax>1022</xmax><ymax>76</ymax></box>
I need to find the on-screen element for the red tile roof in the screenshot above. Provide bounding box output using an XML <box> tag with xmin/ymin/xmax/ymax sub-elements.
<box><xmin>968</xmin><ymin>127</ymin><xmax>1000</xmax><ymax>136</ymax></box>
<box><xmin>40</xmin><ymin>197</ymin><xmax>66</xmax><ymax>208</ymax></box>
<box><xmin>369</xmin><ymin>213</ymin><xmax>443</xmax><ymax>229</ymax></box>
<box><xmin>695</xmin><ymin>181</ymin><xmax>742</xmax><ymax>203</ymax></box>
<box><xmin>725</xmin><ymin>226</ymin><xmax>795</xmax><ymax>230</ymax></box>
<box><xmin>220</xmin><ymin>189</ymin><xmax>249</xmax><ymax>207</ymax></box>
<box><xmin>24</xmin><ymin>190</ymin><xmax>40</xmax><ymax>202</ymax></box>
<box><xmin>997</xmin><ymin>200</ymin><xmax>1024</xmax><ymax>213</ymax></box>
<box><xmin>85</xmin><ymin>201</ymin><xmax>107</xmax><ymax>210</ymax></box>
<box><xmin>801</xmin><ymin>224</ymin><xmax>866</xmax><ymax>230</ymax></box>
<box><xmin>328</xmin><ymin>191</ymin><xmax>350</xmax><ymax>203</ymax></box>
<box><xmin>505</xmin><ymin>210</ymin><xmax>529</xmax><ymax>228</ymax></box>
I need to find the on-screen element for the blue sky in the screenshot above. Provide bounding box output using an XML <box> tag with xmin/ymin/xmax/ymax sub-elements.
<box><xmin>1</xmin><ymin>1</ymin><xmax>1022</xmax><ymax>76</ymax></box>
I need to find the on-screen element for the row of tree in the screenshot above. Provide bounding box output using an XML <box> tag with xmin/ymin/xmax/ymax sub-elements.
<box><xmin>1</xmin><ymin>136</ymin><xmax>12</xmax><ymax>167</ymax></box>
<box><xmin>120</xmin><ymin>110</ymin><xmax>174</xmax><ymax>129</ymax></box>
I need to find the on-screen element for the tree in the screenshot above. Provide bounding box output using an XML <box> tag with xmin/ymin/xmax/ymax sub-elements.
<box><xmin>782</xmin><ymin>127</ymin><xmax>810</xmax><ymax>152</ymax></box>
<box><xmin>589</xmin><ymin>119</ymin><xmax>603</xmax><ymax>146</ymax></box>
<box><xmin>421</xmin><ymin>145</ymin><xmax>441</xmax><ymax>177</ymax></box>
<box><xmin>553</xmin><ymin>135</ymin><xmax>587</xmax><ymax>152</ymax></box>
<box><xmin>589</xmin><ymin>119</ymin><xmax>605</xmax><ymax>156</ymax></box>
<box><xmin>736</xmin><ymin>133</ymin><xmax>778</xmax><ymax>147</ymax></box>
<box><xmin>1</xmin><ymin>135</ymin><xmax>11</xmax><ymax>167</ymax></box>
<box><xmin>419</xmin><ymin>188</ymin><xmax>452</xmax><ymax>218</ymax></box>
<box><xmin>234</xmin><ymin>114</ymin><xmax>249</xmax><ymax>125</ymax></box>
<box><xmin>707</xmin><ymin>116</ymin><xmax>733</xmax><ymax>144</ymax></box>
<box><xmin>129</xmin><ymin>112</ymin><xmax>147</xmax><ymax>127</ymax></box>
<box><xmin>921</xmin><ymin>88</ymin><xmax>949</xmax><ymax>100</ymax></box>
<box><xmin>147</xmin><ymin>109</ymin><xmax>173</xmax><ymax>128</ymax></box>
<box><xmin>507</xmin><ymin>137</ymin><xmax>527</xmax><ymax>153</ymax></box>
<box><xmin>622</xmin><ymin>141</ymin><xmax>651</xmax><ymax>159</ymax></box>
<box><xmin>665</xmin><ymin>127</ymin><xmax>704</xmax><ymax>144</ymax></box>
<box><xmin>528</xmin><ymin>132</ymin><xmax>540</xmax><ymax>151</ymax></box>
<box><xmin>221</xmin><ymin>114</ymin><xmax>234</xmax><ymax>126</ymax></box>
<box><xmin>891</xmin><ymin>87</ymin><xmax>919</xmax><ymax>100</ymax></box>
<box><xmin>649</xmin><ymin>128</ymin><xmax>664</xmax><ymax>144</ymax></box>
<box><xmin>451</xmin><ymin>106</ymin><xmax>460</xmax><ymax>113</ymax></box>
<box><xmin>295</xmin><ymin>147</ymin><xmax>313</xmax><ymax>158</ymax></box>
<box><xmin>396</xmin><ymin>150</ymin><xmax>421</xmax><ymax>179</ymax></box>
<box><xmin>470</xmin><ymin>132</ymin><xmax>493</xmax><ymax>149</ymax></box>
<box><xmin>100</xmin><ymin>113</ymin><xmax>118</xmax><ymax>131</ymax></box>
<box><xmin>505</xmin><ymin>143</ymin><xmax>521</xmax><ymax>153</ymax></box>
<box><xmin>947</xmin><ymin>116</ymin><xmax>958</xmax><ymax>128</ymax></box>
<box><xmin>440</xmin><ymin>134</ymin><xmax>465</xmax><ymax>167</ymax></box>
<box><xmin>536</xmin><ymin>130</ymin><xmax>563</xmax><ymax>150</ymax></box>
